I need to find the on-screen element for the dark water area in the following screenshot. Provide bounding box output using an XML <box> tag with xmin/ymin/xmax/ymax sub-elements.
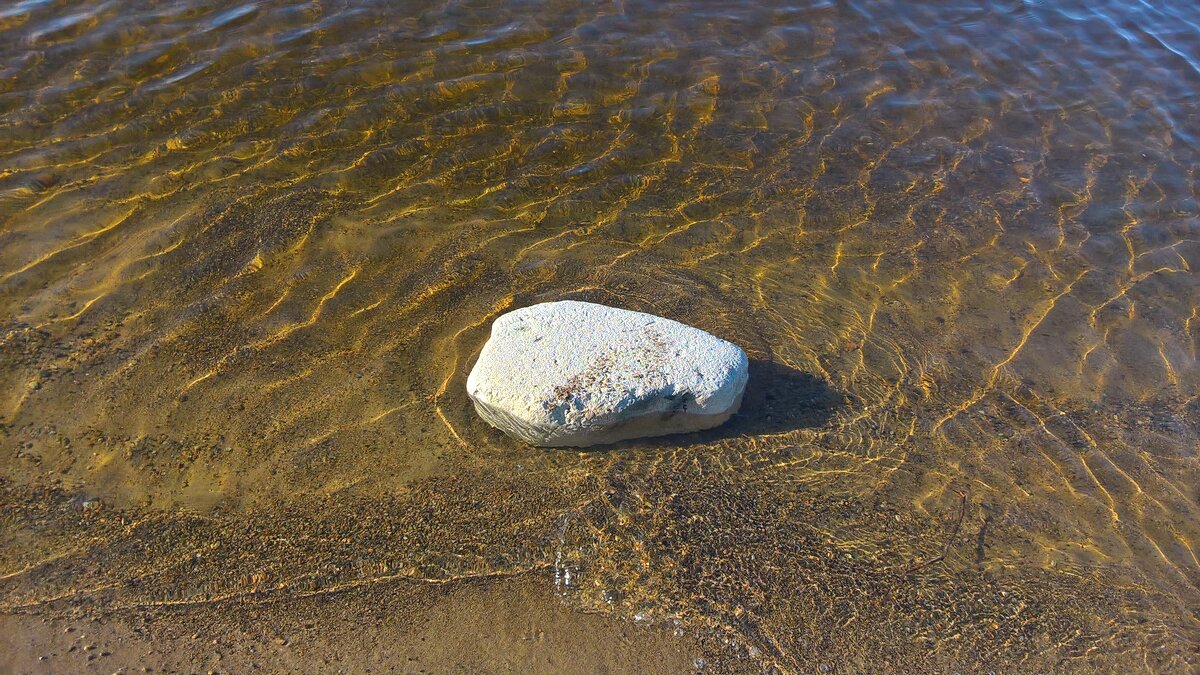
<box><xmin>1</xmin><ymin>0</ymin><xmax>1198</xmax><ymax>670</ymax></box>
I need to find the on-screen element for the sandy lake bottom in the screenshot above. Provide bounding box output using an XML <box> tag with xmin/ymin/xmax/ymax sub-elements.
<box><xmin>2</xmin><ymin>0</ymin><xmax>1199</xmax><ymax>671</ymax></box>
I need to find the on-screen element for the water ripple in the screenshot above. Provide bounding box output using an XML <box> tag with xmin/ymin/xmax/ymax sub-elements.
<box><xmin>0</xmin><ymin>0</ymin><xmax>1197</xmax><ymax>669</ymax></box>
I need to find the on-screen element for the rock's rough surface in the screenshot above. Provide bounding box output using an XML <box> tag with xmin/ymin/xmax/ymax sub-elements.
<box><xmin>466</xmin><ymin>301</ymin><xmax>749</xmax><ymax>447</ymax></box>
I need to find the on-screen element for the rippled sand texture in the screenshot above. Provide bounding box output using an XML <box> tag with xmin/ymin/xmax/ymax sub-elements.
<box><xmin>2</xmin><ymin>0</ymin><xmax>1198</xmax><ymax>670</ymax></box>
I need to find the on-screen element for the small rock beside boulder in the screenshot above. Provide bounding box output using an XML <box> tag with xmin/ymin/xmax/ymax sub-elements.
<box><xmin>466</xmin><ymin>300</ymin><xmax>749</xmax><ymax>447</ymax></box>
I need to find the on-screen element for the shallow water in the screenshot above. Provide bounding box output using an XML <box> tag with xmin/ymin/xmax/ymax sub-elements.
<box><xmin>1</xmin><ymin>0</ymin><xmax>1198</xmax><ymax>669</ymax></box>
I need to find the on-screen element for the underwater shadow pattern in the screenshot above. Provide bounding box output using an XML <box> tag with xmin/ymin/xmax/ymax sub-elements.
<box><xmin>608</xmin><ymin>358</ymin><xmax>844</xmax><ymax>450</ymax></box>
<box><xmin>703</xmin><ymin>358</ymin><xmax>844</xmax><ymax>439</ymax></box>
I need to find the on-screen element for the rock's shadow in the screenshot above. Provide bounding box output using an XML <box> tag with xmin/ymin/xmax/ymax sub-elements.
<box><xmin>718</xmin><ymin>359</ymin><xmax>843</xmax><ymax>436</ymax></box>
<box><xmin>611</xmin><ymin>359</ymin><xmax>844</xmax><ymax>450</ymax></box>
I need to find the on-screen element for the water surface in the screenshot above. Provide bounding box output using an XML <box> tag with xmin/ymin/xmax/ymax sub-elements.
<box><xmin>1</xmin><ymin>0</ymin><xmax>1198</xmax><ymax>670</ymax></box>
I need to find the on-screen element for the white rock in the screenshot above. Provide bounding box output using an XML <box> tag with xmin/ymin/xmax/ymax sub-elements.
<box><xmin>466</xmin><ymin>300</ymin><xmax>749</xmax><ymax>447</ymax></box>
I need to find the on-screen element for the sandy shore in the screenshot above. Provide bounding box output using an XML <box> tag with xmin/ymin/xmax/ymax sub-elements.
<box><xmin>1</xmin><ymin>573</ymin><xmax>724</xmax><ymax>674</ymax></box>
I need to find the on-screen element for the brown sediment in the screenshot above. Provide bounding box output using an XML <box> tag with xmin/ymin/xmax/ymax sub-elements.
<box><xmin>1</xmin><ymin>467</ymin><xmax>1194</xmax><ymax>672</ymax></box>
<box><xmin>0</xmin><ymin>574</ymin><xmax>714</xmax><ymax>675</ymax></box>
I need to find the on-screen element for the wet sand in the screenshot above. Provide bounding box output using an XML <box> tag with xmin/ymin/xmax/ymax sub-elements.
<box><xmin>2</xmin><ymin>574</ymin><xmax>715</xmax><ymax>674</ymax></box>
<box><xmin>3</xmin><ymin>476</ymin><xmax>1192</xmax><ymax>673</ymax></box>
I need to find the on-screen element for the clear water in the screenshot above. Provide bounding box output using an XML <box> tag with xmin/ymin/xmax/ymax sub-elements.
<box><xmin>1</xmin><ymin>0</ymin><xmax>1197</xmax><ymax>669</ymax></box>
